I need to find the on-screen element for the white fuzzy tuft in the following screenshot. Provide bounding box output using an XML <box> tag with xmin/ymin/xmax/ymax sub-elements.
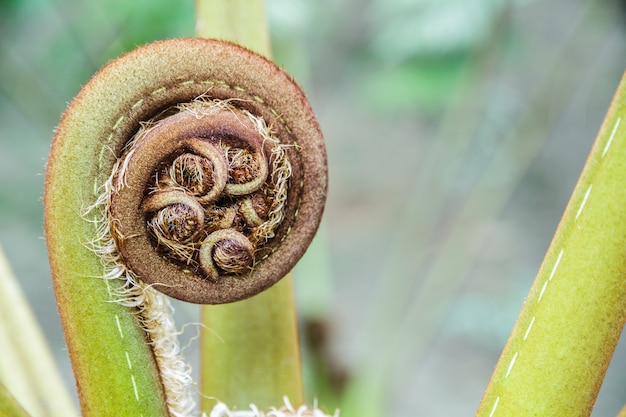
<box><xmin>209</xmin><ymin>397</ymin><xmax>339</xmax><ymax>417</ymax></box>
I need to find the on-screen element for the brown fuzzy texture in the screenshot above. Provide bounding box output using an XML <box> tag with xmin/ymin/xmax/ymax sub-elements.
<box><xmin>89</xmin><ymin>38</ymin><xmax>327</xmax><ymax>304</ymax></box>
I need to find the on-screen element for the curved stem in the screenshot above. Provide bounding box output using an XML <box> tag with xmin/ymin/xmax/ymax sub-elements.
<box><xmin>195</xmin><ymin>0</ymin><xmax>305</xmax><ymax>411</ymax></box>
<box><xmin>45</xmin><ymin>67</ymin><xmax>169</xmax><ymax>417</ymax></box>
<box><xmin>476</xmin><ymin>71</ymin><xmax>626</xmax><ymax>416</ymax></box>
<box><xmin>46</xmin><ymin>187</ymin><xmax>169</xmax><ymax>417</ymax></box>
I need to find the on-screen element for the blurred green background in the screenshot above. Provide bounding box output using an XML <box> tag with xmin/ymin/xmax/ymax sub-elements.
<box><xmin>2</xmin><ymin>0</ymin><xmax>626</xmax><ymax>415</ymax></box>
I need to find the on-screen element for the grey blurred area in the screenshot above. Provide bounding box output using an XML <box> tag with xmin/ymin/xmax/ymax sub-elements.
<box><xmin>2</xmin><ymin>0</ymin><xmax>626</xmax><ymax>415</ymax></box>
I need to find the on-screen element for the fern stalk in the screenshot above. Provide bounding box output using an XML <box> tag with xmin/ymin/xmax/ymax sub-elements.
<box><xmin>476</xmin><ymin>71</ymin><xmax>626</xmax><ymax>416</ymax></box>
<box><xmin>194</xmin><ymin>0</ymin><xmax>305</xmax><ymax>411</ymax></box>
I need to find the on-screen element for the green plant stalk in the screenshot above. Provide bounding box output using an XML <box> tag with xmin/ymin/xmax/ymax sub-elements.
<box><xmin>476</xmin><ymin>71</ymin><xmax>626</xmax><ymax>416</ymax></box>
<box><xmin>0</xmin><ymin>244</ymin><xmax>77</xmax><ymax>417</ymax></box>
<box><xmin>201</xmin><ymin>277</ymin><xmax>303</xmax><ymax>410</ymax></box>
<box><xmin>195</xmin><ymin>0</ymin><xmax>304</xmax><ymax>411</ymax></box>
<box><xmin>45</xmin><ymin>78</ymin><xmax>169</xmax><ymax>416</ymax></box>
<box><xmin>195</xmin><ymin>0</ymin><xmax>271</xmax><ymax>58</ymax></box>
<box><xmin>0</xmin><ymin>382</ymin><xmax>31</xmax><ymax>417</ymax></box>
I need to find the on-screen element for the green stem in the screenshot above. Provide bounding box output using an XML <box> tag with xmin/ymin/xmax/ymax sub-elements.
<box><xmin>195</xmin><ymin>0</ymin><xmax>304</xmax><ymax>411</ymax></box>
<box><xmin>476</xmin><ymin>71</ymin><xmax>626</xmax><ymax>416</ymax></box>
<box><xmin>201</xmin><ymin>277</ymin><xmax>303</xmax><ymax>410</ymax></box>
<box><xmin>195</xmin><ymin>0</ymin><xmax>271</xmax><ymax>57</ymax></box>
<box><xmin>45</xmin><ymin>64</ymin><xmax>169</xmax><ymax>417</ymax></box>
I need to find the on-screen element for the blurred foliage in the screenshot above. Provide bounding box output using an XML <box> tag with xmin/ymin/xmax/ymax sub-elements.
<box><xmin>362</xmin><ymin>53</ymin><xmax>471</xmax><ymax>113</ymax></box>
<box><xmin>368</xmin><ymin>0</ymin><xmax>509</xmax><ymax>59</ymax></box>
<box><xmin>361</xmin><ymin>0</ymin><xmax>510</xmax><ymax>112</ymax></box>
<box><xmin>356</xmin><ymin>0</ymin><xmax>510</xmax><ymax>113</ymax></box>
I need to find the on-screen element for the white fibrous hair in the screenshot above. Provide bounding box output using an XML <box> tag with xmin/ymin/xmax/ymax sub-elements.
<box><xmin>209</xmin><ymin>397</ymin><xmax>339</xmax><ymax>417</ymax></box>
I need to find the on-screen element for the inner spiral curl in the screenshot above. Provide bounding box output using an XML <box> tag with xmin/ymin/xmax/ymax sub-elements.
<box><xmin>109</xmin><ymin>99</ymin><xmax>291</xmax><ymax>283</ymax></box>
<box><xmin>167</xmin><ymin>153</ymin><xmax>216</xmax><ymax>196</ymax></box>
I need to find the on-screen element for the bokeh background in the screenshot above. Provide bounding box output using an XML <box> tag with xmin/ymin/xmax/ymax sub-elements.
<box><xmin>2</xmin><ymin>0</ymin><xmax>626</xmax><ymax>415</ymax></box>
